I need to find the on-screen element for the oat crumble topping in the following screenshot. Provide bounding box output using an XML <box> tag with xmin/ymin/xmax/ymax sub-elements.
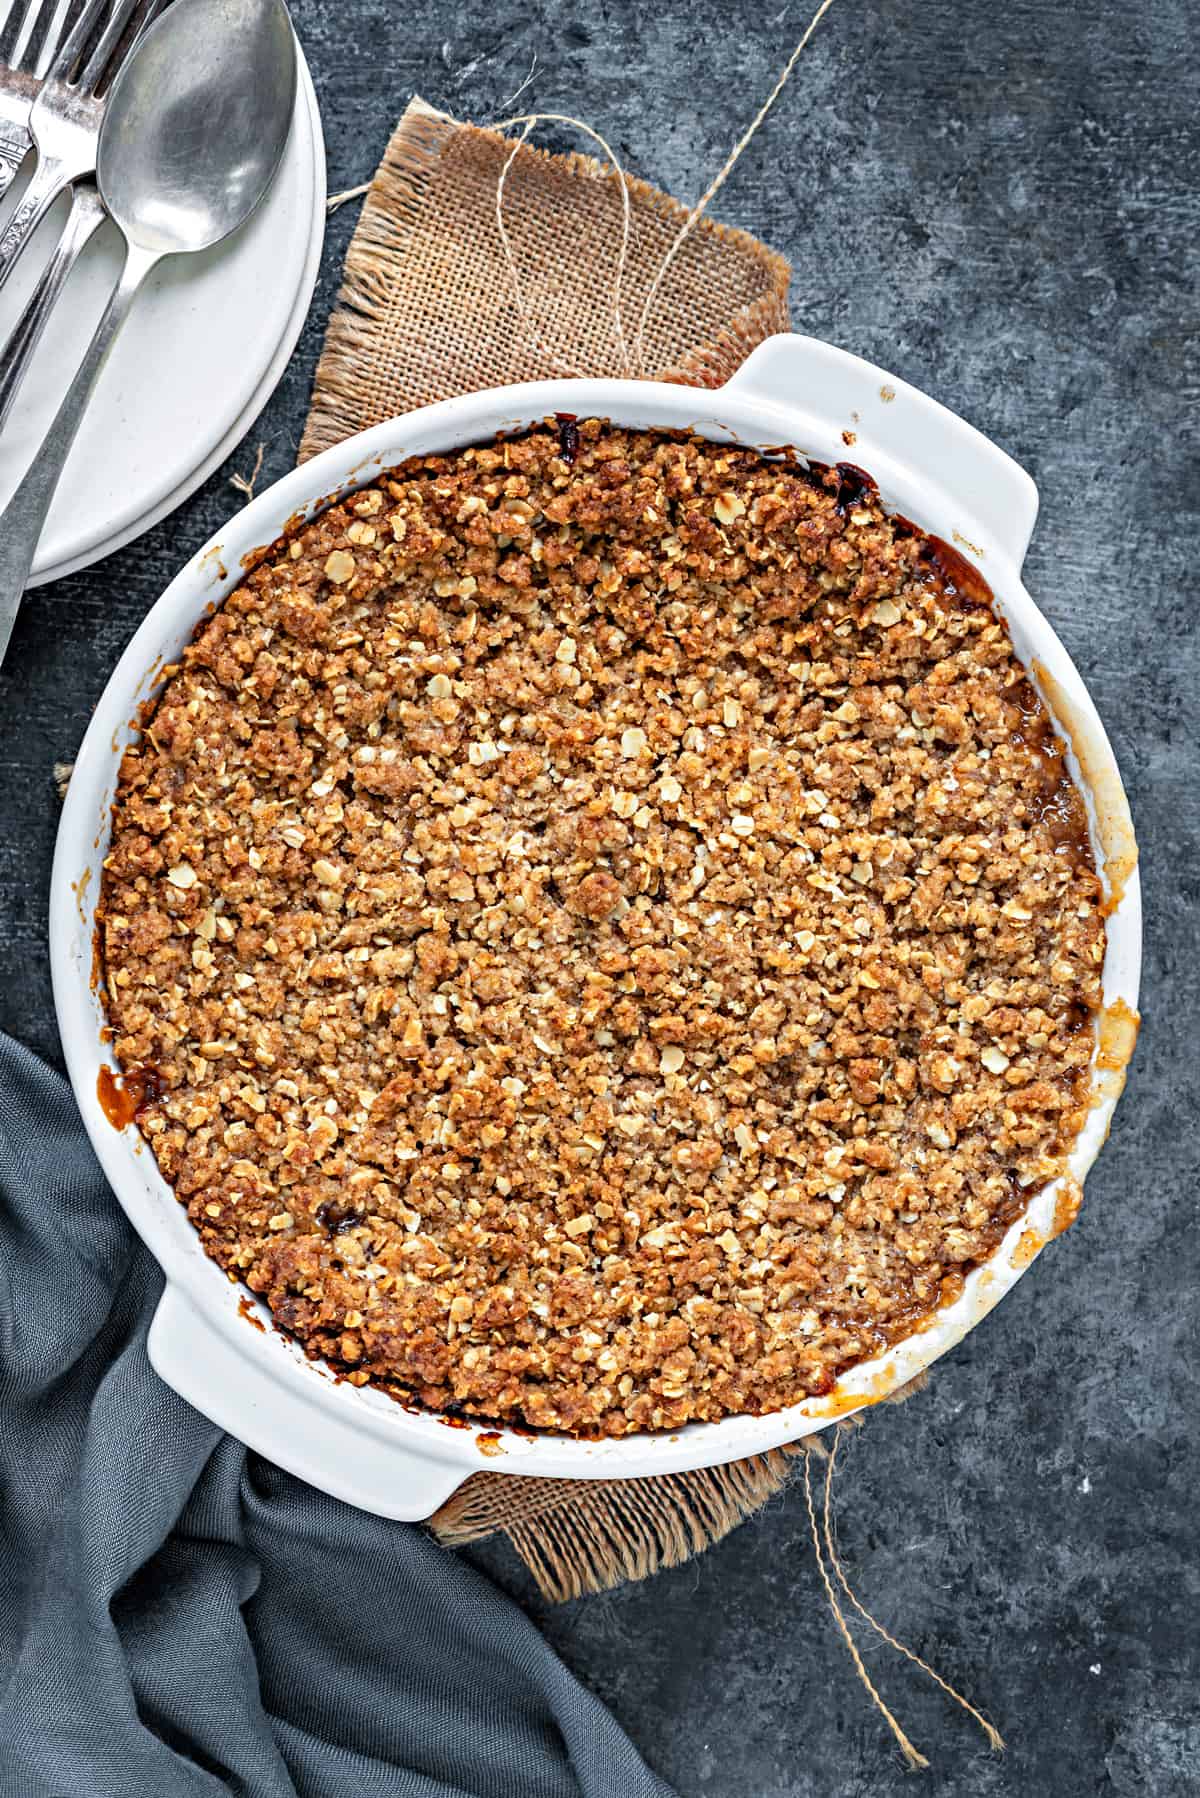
<box><xmin>99</xmin><ymin>421</ymin><xmax>1104</xmax><ymax>1436</ymax></box>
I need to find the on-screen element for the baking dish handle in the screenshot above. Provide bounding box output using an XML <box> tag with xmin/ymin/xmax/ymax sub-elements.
<box><xmin>148</xmin><ymin>1283</ymin><xmax>468</xmax><ymax>1523</ymax></box>
<box><xmin>723</xmin><ymin>333</ymin><xmax>1040</xmax><ymax>570</ymax></box>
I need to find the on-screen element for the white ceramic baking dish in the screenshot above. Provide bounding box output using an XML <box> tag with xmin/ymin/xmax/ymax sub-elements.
<box><xmin>50</xmin><ymin>334</ymin><xmax>1141</xmax><ymax>1520</ymax></box>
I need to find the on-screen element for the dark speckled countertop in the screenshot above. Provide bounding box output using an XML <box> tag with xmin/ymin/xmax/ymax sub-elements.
<box><xmin>1</xmin><ymin>2</ymin><xmax>1196</xmax><ymax>1792</ymax></box>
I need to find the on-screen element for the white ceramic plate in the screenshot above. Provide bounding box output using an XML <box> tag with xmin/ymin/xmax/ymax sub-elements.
<box><xmin>0</xmin><ymin>41</ymin><xmax>324</xmax><ymax>587</ymax></box>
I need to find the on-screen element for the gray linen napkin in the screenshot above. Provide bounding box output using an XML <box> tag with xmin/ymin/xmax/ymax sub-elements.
<box><xmin>0</xmin><ymin>1034</ymin><xmax>674</xmax><ymax>1798</ymax></box>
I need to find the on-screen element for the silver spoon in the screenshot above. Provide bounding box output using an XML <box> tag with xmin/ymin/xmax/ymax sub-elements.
<box><xmin>0</xmin><ymin>0</ymin><xmax>297</xmax><ymax>667</ymax></box>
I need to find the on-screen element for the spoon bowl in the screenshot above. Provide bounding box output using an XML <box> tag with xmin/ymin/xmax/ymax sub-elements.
<box><xmin>101</xmin><ymin>0</ymin><xmax>297</xmax><ymax>254</ymax></box>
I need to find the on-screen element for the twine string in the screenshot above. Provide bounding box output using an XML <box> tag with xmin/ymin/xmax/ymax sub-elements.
<box><xmin>632</xmin><ymin>0</ymin><xmax>840</xmax><ymax>374</ymax></box>
<box><xmin>229</xmin><ymin>442</ymin><xmax>265</xmax><ymax>504</ymax></box>
<box><xmin>821</xmin><ymin>1429</ymin><xmax>1006</xmax><ymax>1754</ymax></box>
<box><xmin>484</xmin><ymin>3</ymin><xmax>838</xmax><ymax>381</ymax></box>
<box><xmin>801</xmin><ymin>1445</ymin><xmax>930</xmax><ymax>1772</ymax></box>
<box><xmin>326</xmin><ymin>181</ymin><xmax>372</xmax><ymax>216</ymax></box>
<box><xmin>490</xmin><ymin>110</ymin><xmax>634</xmax><ymax>378</ymax></box>
<box><xmin>498</xmin><ymin>51</ymin><xmax>538</xmax><ymax>113</ymax></box>
<box><xmin>492</xmin><ymin>117</ymin><xmax>549</xmax><ymax>362</ymax></box>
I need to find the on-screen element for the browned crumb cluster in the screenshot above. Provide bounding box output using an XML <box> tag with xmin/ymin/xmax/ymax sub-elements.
<box><xmin>100</xmin><ymin>421</ymin><xmax>1104</xmax><ymax>1436</ymax></box>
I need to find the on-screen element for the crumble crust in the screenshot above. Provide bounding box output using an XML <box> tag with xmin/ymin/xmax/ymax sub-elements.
<box><xmin>99</xmin><ymin>420</ymin><xmax>1103</xmax><ymax>1435</ymax></box>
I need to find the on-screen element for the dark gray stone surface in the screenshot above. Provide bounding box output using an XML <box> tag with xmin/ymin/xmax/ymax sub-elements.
<box><xmin>1</xmin><ymin>1</ymin><xmax>1196</xmax><ymax>1792</ymax></box>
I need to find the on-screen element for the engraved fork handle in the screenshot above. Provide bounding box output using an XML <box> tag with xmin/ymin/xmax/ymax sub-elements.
<box><xmin>0</xmin><ymin>181</ymin><xmax>107</xmax><ymax>437</ymax></box>
<box><xmin>0</xmin><ymin>123</ymin><xmax>27</xmax><ymax>201</ymax></box>
<box><xmin>0</xmin><ymin>148</ymin><xmax>77</xmax><ymax>297</ymax></box>
<box><xmin>0</xmin><ymin>236</ymin><xmax>160</xmax><ymax>667</ymax></box>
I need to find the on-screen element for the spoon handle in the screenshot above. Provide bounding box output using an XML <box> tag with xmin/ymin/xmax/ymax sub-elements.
<box><xmin>0</xmin><ymin>238</ymin><xmax>160</xmax><ymax>669</ymax></box>
<box><xmin>0</xmin><ymin>183</ymin><xmax>109</xmax><ymax>441</ymax></box>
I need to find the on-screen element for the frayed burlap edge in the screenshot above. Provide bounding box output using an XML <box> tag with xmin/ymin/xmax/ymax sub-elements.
<box><xmin>299</xmin><ymin>101</ymin><xmax>453</xmax><ymax>462</ymax></box>
<box><xmin>430</xmin><ymin>1448</ymin><xmax>802</xmax><ymax>1603</ymax></box>
<box><xmin>428</xmin><ymin>1374</ymin><xmax>928</xmax><ymax>1602</ymax></box>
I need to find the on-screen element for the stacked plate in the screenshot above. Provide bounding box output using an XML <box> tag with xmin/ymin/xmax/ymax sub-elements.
<box><xmin>0</xmin><ymin>40</ymin><xmax>324</xmax><ymax>586</ymax></box>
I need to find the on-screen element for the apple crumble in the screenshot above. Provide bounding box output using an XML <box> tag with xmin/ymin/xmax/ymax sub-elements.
<box><xmin>99</xmin><ymin>420</ymin><xmax>1104</xmax><ymax>1436</ymax></box>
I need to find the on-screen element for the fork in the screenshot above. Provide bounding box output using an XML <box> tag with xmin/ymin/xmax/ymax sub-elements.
<box><xmin>0</xmin><ymin>0</ymin><xmax>155</xmax><ymax>297</ymax></box>
<box><xmin>0</xmin><ymin>0</ymin><xmax>76</xmax><ymax>199</ymax></box>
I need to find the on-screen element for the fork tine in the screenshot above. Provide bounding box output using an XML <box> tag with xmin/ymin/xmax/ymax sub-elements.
<box><xmin>76</xmin><ymin>0</ymin><xmax>144</xmax><ymax>91</ymax></box>
<box><xmin>0</xmin><ymin>0</ymin><xmax>36</xmax><ymax>66</ymax></box>
<box><xmin>21</xmin><ymin>0</ymin><xmax>79</xmax><ymax>74</ymax></box>
<box><xmin>43</xmin><ymin>0</ymin><xmax>107</xmax><ymax>84</ymax></box>
<box><xmin>91</xmin><ymin>0</ymin><xmax>168</xmax><ymax>89</ymax></box>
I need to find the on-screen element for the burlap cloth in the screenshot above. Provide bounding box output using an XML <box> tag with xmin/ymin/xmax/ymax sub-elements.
<box><xmin>300</xmin><ymin>98</ymin><xmax>808</xmax><ymax>1602</ymax></box>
